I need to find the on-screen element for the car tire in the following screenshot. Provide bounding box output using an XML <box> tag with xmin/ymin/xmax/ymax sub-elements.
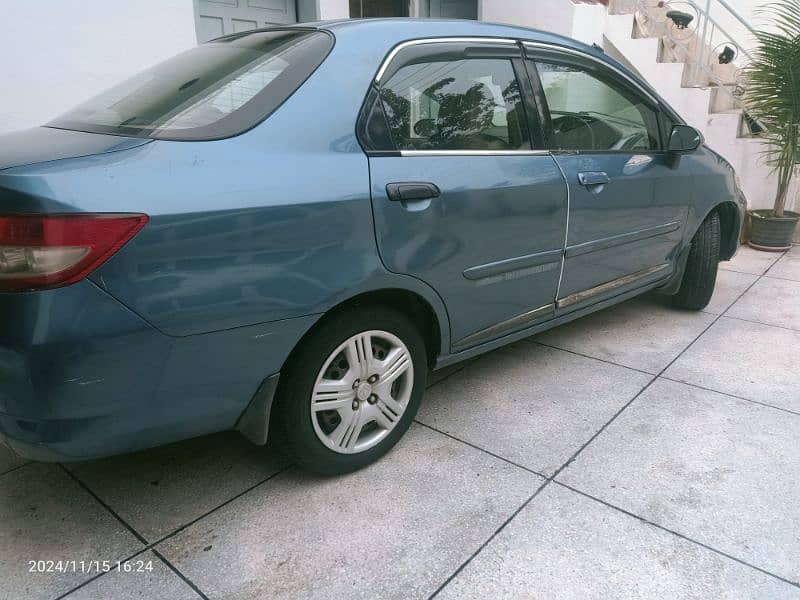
<box><xmin>672</xmin><ymin>210</ymin><xmax>721</xmax><ymax>310</ymax></box>
<box><xmin>275</xmin><ymin>306</ymin><xmax>427</xmax><ymax>475</ymax></box>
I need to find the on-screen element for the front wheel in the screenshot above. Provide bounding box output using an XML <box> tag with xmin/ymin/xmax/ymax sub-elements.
<box><xmin>275</xmin><ymin>306</ymin><xmax>427</xmax><ymax>475</ymax></box>
<box><xmin>672</xmin><ymin>211</ymin><xmax>721</xmax><ymax>310</ymax></box>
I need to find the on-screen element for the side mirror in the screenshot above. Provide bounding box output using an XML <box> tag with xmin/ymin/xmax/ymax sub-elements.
<box><xmin>668</xmin><ymin>124</ymin><xmax>703</xmax><ymax>153</ymax></box>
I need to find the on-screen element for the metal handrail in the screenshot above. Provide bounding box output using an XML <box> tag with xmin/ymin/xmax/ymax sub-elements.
<box><xmin>626</xmin><ymin>0</ymin><xmax>754</xmax><ymax>113</ymax></box>
<box><xmin>684</xmin><ymin>0</ymin><xmax>754</xmax><ymax>62</ymax></box>
<box><xmin>714</xmin><ymin>0</ymin><xmax>757</xmax><ymax>35</ymax></box>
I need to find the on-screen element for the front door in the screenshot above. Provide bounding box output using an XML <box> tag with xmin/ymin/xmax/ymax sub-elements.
<box><xmin>363</xmin><ymin>40</ymin><xmax>568</xmax><ymax>350</ymax></box>
<box><xmin>526</xmin><ymin>48</ymin><xmax>691</xmax><ymax>308</ymax></box>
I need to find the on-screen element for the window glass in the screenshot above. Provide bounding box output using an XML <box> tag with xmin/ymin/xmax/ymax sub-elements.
<box><xmin>49</xmin><ymin>31</ymin><xmax>333</xmax><ymax>141</ymax></box>
<box><xmin>535</xmin><ymin>61</ymin><xmax>660</xmax><ymax>151</ymax></box>
<box><xmin>379</xmin><ymin>58</ymin><xmax>530</xmax><ymax>151</ymax></box>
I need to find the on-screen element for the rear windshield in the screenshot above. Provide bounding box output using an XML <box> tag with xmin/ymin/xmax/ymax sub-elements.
<box><xmin>49</xmin><ymin>30</ymin><xmax>333</xmax><ymax>141</ymax></box>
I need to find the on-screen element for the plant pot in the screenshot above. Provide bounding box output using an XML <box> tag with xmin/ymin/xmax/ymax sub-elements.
<box><xmin>748</xmin><ymin>209</ymin><xmax>800</xmax><ymax>251</ymax></box>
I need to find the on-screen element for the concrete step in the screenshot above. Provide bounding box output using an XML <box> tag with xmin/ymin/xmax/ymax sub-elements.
<box><xmin>603</xmin><ymin>3</ymin><xmax>775</xmax><ymax>209</ymax></box>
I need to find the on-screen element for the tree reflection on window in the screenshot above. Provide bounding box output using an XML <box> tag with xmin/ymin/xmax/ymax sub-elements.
<box><xmin>380</xmin><ymin>59</ymin><xmax>530</xmax><ymax>151</ymax></box>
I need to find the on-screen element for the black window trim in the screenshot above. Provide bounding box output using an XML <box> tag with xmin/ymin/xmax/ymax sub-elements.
<box><xmin>523</xmin><ymin>42</ymin><xmax>677</xmax><ymax>155</ymax></box>
<box><xmin>358</xmin><ymin>36</ymin><xmax>550</xmax><ymax>157</ymax></box>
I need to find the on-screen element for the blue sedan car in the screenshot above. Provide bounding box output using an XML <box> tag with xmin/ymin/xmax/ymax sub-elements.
<box><xmin>0</xmin><ymin>19</ymin><xmax>744</xmax><ymax>474</ymax></box>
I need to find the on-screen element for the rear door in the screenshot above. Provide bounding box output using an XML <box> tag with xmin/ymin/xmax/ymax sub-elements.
<box><xmin>362</xmin><ymin>39</ymin><xmax>568</xmax><ymax>351</ymax></box>
<box><xmin>524</xmin><ymin>44</ymin><xmax>691</xmax><ymax>310</ymax></box>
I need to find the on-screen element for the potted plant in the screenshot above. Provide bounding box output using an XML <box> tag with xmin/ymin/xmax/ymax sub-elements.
<box><xmin>744</xmin><ymin>0</ymin><xmax>800</xmax><ymax>250</ymax></box>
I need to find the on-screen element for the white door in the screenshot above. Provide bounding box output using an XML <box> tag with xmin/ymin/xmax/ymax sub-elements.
<box><xmin>197</xmin><ymin>0</ymin><xmax>297</xmax><ymax>42</ymax></box>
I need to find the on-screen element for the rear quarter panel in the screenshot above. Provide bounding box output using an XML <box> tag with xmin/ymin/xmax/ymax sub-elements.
<box><xmin>0</xmin><ymin>31</ymin><xmax>395</xmax><ymax>339</ymax></box>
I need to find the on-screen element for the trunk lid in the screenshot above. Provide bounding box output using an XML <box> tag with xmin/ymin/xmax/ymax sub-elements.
<box><xmin>0</xmin><ymin>127</ymin><xmax>151</xmax><ymax>171</ymax></box>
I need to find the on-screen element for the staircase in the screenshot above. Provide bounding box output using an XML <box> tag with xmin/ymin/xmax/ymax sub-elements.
<box><xmin>598</xmin><ymin>0</ymin><xmax>791</xmax><ymax>214</ymax></box>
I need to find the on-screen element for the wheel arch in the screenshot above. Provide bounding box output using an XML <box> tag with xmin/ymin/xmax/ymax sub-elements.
<box><xmin>713</xmin><ymin>200</ymin><xmax>742</xmax><ymax>261</ymax></box>
<box><xmin>658</xmin><ymin>199</ymin><xmax>739</xmax><ymax>296</ymax></box>
<box><xmin>294</xmin><ymin>287</ymin><xmax>448</xmax><ymax>371</ymax></box>
<box><xmin>237</xmin><ymin>283</ymin><xmax>451</xmax><ymax>446</ymax></box>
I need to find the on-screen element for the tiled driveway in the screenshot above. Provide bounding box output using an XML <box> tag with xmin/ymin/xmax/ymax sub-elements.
<box><xmin>3</xmin><ymin>247</ymin><xmax>800</xmax><ymax>600</ymax></box>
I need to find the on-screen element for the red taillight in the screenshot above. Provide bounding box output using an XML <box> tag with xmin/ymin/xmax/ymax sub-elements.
<box><xmin>0</xmin><ymin>213</ymin><xmax>148</xmax><ymax>291</ymax></box>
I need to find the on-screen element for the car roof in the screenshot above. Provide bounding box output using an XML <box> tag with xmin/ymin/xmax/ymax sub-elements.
<box><xmin>301</xmin><ymin>17</ymin><xmax>604</xmax><ymax>58</ymax></box>
<box><xmin>300</xmin><ymin>18</ymin><xmax>678</xmax><ymax>120</ymax></box>
<box><xmin>219</xmin><ymin>18</ymin><xmax>679</xmax><ymax>123</ymax></box>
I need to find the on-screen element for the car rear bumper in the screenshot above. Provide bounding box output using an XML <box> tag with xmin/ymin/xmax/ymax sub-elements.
<box><xmin>0</xmin><ymin>280</ymin><xmax>317</xmax><ymax>461</ymax></box>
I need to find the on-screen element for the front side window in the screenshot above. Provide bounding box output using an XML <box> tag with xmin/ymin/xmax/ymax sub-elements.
<box><xmin>49</xmin><ymin>30</ymin><xmax>333</xmax><ymax>141</ymax></box>
<box><xmin>535</xmin><ymin>61</ymin><xmax>660</xmax><ymax>152</ymax></box>
<box><xmin>379</xmin><ymin>58</ymin><xmax>531</xmax><ymax>151</ymax></box>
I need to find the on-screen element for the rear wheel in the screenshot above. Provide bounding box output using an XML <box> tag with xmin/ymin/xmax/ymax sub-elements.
<box><xmin>672</xmin><ymin>211</ymin><xmax>721</xmax><ymax>310</ymax></box>
<box><xmin>276</xmin><ymin>306</ymin><xmax>427</xmax><ymax>475</ymax></box>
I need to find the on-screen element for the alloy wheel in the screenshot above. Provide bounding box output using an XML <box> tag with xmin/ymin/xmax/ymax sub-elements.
<box><xmin>310</xmin><ymin>330</ymin><xmax>414</xmax><ymax>454</ymax></box>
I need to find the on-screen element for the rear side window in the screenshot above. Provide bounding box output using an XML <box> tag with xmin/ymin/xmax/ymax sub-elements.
<box><xmin>378</xmin><ymin>58</ymin><xmax>531</xmax><ymax>151</ymax></box>
<box><xmin>49</xmin><ymin>30</ymin><xmax>333</xmax><ymax>141</ymax></box>
<box><xmin>535</xmin><ymin>61</ymin><xmax>660</xmax><ymax>152</ymax></box>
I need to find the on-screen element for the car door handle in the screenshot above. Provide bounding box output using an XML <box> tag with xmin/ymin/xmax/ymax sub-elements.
<box><xmin>386</xmin><ymin>182</ymin><xmax>441</xmax><ymax>202</ymax></box>
<box><xmin>577</xmin><ymin>171</ymin><xmax>611</xmax><ymax>187</ymax></box>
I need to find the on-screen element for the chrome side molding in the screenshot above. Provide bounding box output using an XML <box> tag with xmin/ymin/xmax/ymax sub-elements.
<box><xmin>463</xmin><ymin>248</ymin><xmax>563</xmax><ymax>282</ymax></box>
<box><xmin>399</xmin><ymin>149</ymin><xmax>551</xmax><ymax>157</ymax></box>
<box><xmin>375</xmin><ymin>37</ymin><xmax>518</xmax><ymax>82</ymax></box>
<box><xmin>557</xmin><ymin>263</ymin><xmax>672</xmax><ymax>309</ymax></box>
<box><xmin>565</xmin><ymin>221</ymin><xmax>682</xmax><ymax>259</ymax></box>
<box><xmin>453</xmin><ymin>303</ymin><xmax>555</xmax><ymax>350</ymax></box>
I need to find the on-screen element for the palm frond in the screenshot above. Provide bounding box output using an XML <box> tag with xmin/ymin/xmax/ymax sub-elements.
<box><xmin>744</xmin><ymin>0</ymin><xmax>800</xmax><ymax>214</ymax></box>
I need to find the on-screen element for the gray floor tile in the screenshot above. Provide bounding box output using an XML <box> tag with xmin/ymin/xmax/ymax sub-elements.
<box><xmin>665</xmin><ymin>317</ymin><xmax>800</xmax><ymax>412</ymax></box>
<box><xmin>438</xmin><ymin>484</ymin><xmax>798</xmax><ymax>600</ymax></box>
<box><xmin>767</xmin><ymin>245</ymin><xmax>800</xmax><ymax>281</ymax></box>
<box><xmin>558</xmin><ymin>378</ymin><xmax>800</xmax><ymax>583</ymax></box>
<box><xmin>703</xmin><ymin>269</ymin><xmax>758</xmax><ymax>315</ymax></box>
<box><xmin>0</xmin><ymin>443</ymin><xmax>28</xmax><ymax>475</ymax></box>
<box><xmin>727</xmin><ymin>276</ymin><xmax>800</xmax><ymax>331</ymax></box>
<box><xmin>70</xmin><ymin>432</ymin><xmax>288</xmax><ymax>542</ymax></box>
<box><xmin>428</xmin><ymin>361</ymin><xmax>471</xmax><ymax>387</ymax></box>
<box><xmin>62</xmin><ymin>551</ymin><xmax>201</xmax><ymax>600</ymax></box>
<box><xmin>157</xmin><ymin>424</ymin><xmax>542</xmax><ymax>600</ymax></box>
<box><xmin>0</xmin><ymin>464</ymin><xmax>143</xmax><ymax>600</ymax></box>
<box><xmin>721</xmin><ymin>246</ymin><xmax>783</xmax><ymax>275</ymax></box>
<box><xmin>417</xmin><ymin>342</ymin><xmax>651</xmax><ymax>475</ymax></box>
<box><xmin>535</xmin><ymin>296</ymin><xmax>715</xmax><ymax>374</ymax></box>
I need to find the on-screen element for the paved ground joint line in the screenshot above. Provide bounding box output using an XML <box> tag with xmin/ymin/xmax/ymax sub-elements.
<box><xmin>413</xmin><ymin>420</ymin><xmax>548</xmax><ymax>479</ymax></box>
<box><xmin>532</xmin><ymin>337</ymin><xmax>799</xmax><ymax>417</ymax></box>
<box><xmin>429</xmin><ymin>256</ymin><xmax>775</xmax><ymax>598</ymax></box>
<box><xmin>427</xmin><ymin>363</ymin><xmax>469</xmax><ymax>390</ymax></box>
<box><xmin>55</xmin><ymin>464</ymin><xmax>293</xmax><ymax>599</ymax></box>
<box><xmin>762</xmin><ymin>273</ymin><xmax>800</xmax><ymax>283</ymax></box>
<box><xmin>60</xmin><ymin>465</ymin><xmax>149</xmax><ymax>547</ymax></box>
<box><xmin>0</xmin><ymin>461</ymin><xmax>31</xmax><ymax>479</ymax></box>
<box><xmin>762</xmin><ymin>249</ymin><xmax>791</xmax><ymax>278</ymax></box>
<box><xmin>427</xmin><ymin>478</ymin><xmax>551</xmax><ymax>599</ymax></box>
<box><xmin>659</xmin><ymin>375</ymin><xmax>800</xmax><ymax>417</ymax></box>
<box><xmin>152</xmin><ymin>547</ymin><xmax>212</xmax><ymax>600</ymax></box>
<box><xmin>718</xmin><ymin>313</ymin><xmax>800</xmax><ymax>334</ymax></box>
<box><xmin>53</xmin><ymin>546</ymin><xmax>154</xmax><ymax>600</ymax></box>
<box><xmin>529</xmin><ymin>339</ymin><xmax>654</xmax><ymax>375</ymax></box>
<box><xmin>554</xmin><ymin>481</ymin><xmax>800</xmax><ymax>589</ymax></box>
